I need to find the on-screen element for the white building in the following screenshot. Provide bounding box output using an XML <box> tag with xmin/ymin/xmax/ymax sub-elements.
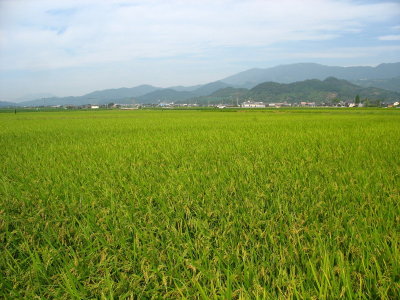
<box><xmin>241</xmin><ymin>101</ymin><xmax>266</xmax><ymax>108</ymax></box>
<box><xmin>300</xmin><ymin>102</ymin><xmax>316</xmax><ymax>107</ymax></box>
<box><xmin>269</xmin><ymin>102</ymin><xmax>291</xmax><ymax>108</ymax></box>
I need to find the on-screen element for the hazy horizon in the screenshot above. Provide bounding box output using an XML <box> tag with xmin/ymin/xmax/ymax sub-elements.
<box><xmin>1</xmin><ymin>0</ymin><xmax>400</xmax><ymax>101</ymax></box>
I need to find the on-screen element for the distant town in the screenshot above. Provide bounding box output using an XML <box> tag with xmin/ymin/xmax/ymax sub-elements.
<box><xmin>9</xmin><ymin>99</ymin><xmax>400</xmax><ymax>111</ymax></box>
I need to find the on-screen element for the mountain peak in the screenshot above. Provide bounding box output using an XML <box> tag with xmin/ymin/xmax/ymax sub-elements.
<box><xmin>324</xmin><ymin>76</ymin><xmax>340</xmax><ymax>82</ymax></box>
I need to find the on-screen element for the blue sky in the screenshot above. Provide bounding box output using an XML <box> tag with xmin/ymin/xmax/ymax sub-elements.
<box><xmin>0</xmin><ymin>0</ymin><xmax>399</xmax><ymax>101</ymax></box>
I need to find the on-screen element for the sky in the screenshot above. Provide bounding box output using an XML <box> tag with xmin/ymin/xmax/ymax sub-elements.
<box><xmin>0</xmin><ymin>0</ymin><xmax>400</xmax><ymax>101</ymax></box>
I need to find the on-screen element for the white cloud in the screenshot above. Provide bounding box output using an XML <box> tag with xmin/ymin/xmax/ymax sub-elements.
<box><xmin>379</xmin><ymin>35</ymin><xmax>400</xmax><ymax>41</ymax></box>
<box><xmin>1</xmin><ymin>0</ymin><xmax>399</xmax><ymax>71</ymax></box>
<box><xmin>229</xmin><ymin>45</ymin><xmax>400</xmax><ymax>61</ymax></box>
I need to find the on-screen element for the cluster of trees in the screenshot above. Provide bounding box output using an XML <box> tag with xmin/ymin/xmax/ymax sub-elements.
<box><xmin>354</xmin><ymin>95</ymin><xmax>382</xmax><ymax>107</ymax></box>
<box><xmin>330</xmin><ymin>95</ymin><xmax>383</xmax><ymax>107</ymax></box>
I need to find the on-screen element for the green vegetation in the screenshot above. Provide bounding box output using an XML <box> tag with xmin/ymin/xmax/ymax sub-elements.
<box><xmin>352</xmin><ymin>76</ymin><xmax>400</xmax><ymax>93</ymax></box>
<box><xmin>1</xmin><ymin>109</ymin><xmax>399</xmax><ymax>298</ymax></box>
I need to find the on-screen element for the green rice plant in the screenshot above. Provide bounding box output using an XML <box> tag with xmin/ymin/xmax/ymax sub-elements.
<box><xmin>1</xmin><ymin>108</ymin><xmax>399</xmax><ymax>298</ymax></box>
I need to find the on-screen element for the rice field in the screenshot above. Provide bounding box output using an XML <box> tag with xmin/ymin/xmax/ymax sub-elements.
<box><xmin>1</xmin><ymin>108</ymin><xmax>399</xmax><ymax>299</ymax></box>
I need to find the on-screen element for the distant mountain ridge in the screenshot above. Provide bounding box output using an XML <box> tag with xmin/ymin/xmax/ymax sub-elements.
<box><xmin>137</xmin><ymin>89</ymin><xmax>195</xmax><ymax>103</ymax></box>
<box><xmin>0</xmin><ymin>101</ymin><xmax>16</xmax><ymax>107</ymax></box>
<box><xmin>136</xmin><ymin>81</ymin><xmax>230</xmax><ymax>103</ymax></box>
<box><xmin>221</xmin><ymin>62</ymin><xmax>400</xmax><ymax>88</ymax></box>
<box><xmin>189</xmin><ymin>77</ymin><xmax>400</xmax><ymax>105</ymax></box>
<box><xmin>83</xmin><ymin>85</ymin><xmax>160</xmax><ymax>101</ymax></box>
<box><xmin>14</xmin><ymin>81</ymin><xmax>230</xmax><ymax>106</ymax></box>
<box><xmin>16</xmin><ymin>84</ymin><xmax>161</xmax><ymax>106</ymax></box>
<box><xmin>3</xmin><ymin>62</ymin><xmax>400</xmax><ymax>106</ymax></box>
<box><xmin>15</xmin><ymin>93</ymin><xmax>56</xmax><ymax>102</ymax></box>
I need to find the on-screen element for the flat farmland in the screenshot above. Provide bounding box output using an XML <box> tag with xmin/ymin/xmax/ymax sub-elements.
<box><xmin>1</xmin><ymin>109</ymin><xmax>399</xmax><ymax>298</ymax></box>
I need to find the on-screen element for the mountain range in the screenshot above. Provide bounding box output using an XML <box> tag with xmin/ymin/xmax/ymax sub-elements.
<box><xmin>221</xmin><ymin>62</ymin><xmax>400</xmax><ymax>88</ymax></box>
<box><xmin>191</xmin><ymin>77</ymin><xmax>399</xmax><ymax>105</ymax></box>
<box><xmin>1</xmin><ymin>62</ymin><xmax>399</xmax><ymax>107</ymax></box>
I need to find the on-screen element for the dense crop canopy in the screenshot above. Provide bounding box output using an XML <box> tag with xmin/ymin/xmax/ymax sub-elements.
<box><xmin>1</xmin><ymin>108</ymin><xmax>399</xmax><ymax>298</ymax></box>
